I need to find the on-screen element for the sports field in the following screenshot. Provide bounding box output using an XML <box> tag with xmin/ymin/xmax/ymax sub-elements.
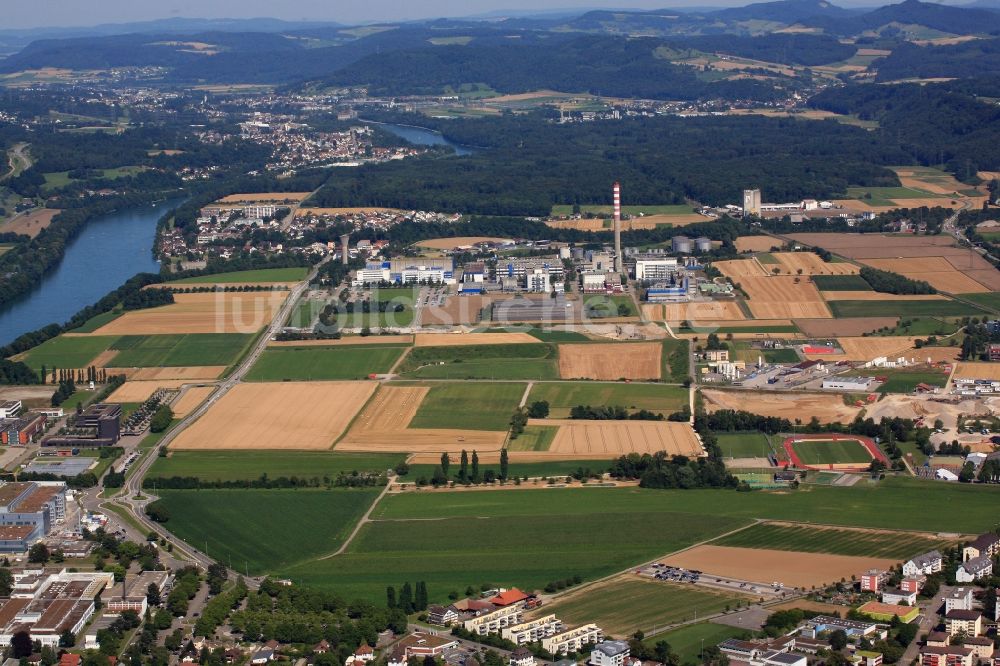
<box><xmin>15</xmin><ymin>335</ymin><xmax>118</xmax><ymax>371</ymax></box>
<box><xmin>409</xmin><ymin>382</ymin><xmax>524</xmax><ymax>431</ymax></box>
<box><xmin>559</xmin><ymin>342</ymin><xmax>661</xmax><ymax>380</ymax></box>
<box><xmin>148</xmin><ymin>450</ymin><xmax>404</xmax><ymax>482</ymax></box>
<box><xmin>717</xmin><ymin>432</ymin><xmax>772</xmax><ymax>459</ymax></box>
<box><xmin>714</xmin><ymin>522</ymin><xmax>950</xmax><ymax>559</ymax></box>
<box><xmin>169</xmin><ymin>267</ymin><xmax>309</xmax><ymax>283</ymax></box>
<box><xmin>540</xmin><ymin>576</ymin><xmax>748</xmax><ymax>636</ymax></box>
<box><xmin>788</xmin><ymin>437</ymin><xmax>876</xmax><ymax>466</ymax></box>
<box><xmin>245</xmin><ymin>346</ymin><xmax>406</xmax><ymax>381</ymax></box>
<box><xmin>400</xmin><ymin>343</ymin><xmax>557</xmax><ymax>380</ymax></box>
<box><xmin>151</xmin><ymin>488</ymin><xmax>379</xmax><ymax>572</ymax></box>
<box><xmin>170</xmin><ymin>381</ymin><xmax>376</xmax><ymax>450</ymax></box>
<box><xmin>526</xmin><ymin>382</ymin><xmax>688</xmax><ymax>417</ymax></box>
<box><xmin>108</xmin><ymin>333</ymin><xmax>253</xmax><ymax>367</ymax></box>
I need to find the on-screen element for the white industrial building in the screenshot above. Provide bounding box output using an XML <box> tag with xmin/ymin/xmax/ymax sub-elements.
<box><xmin>822</xmin><ymin>378</ymin><xmax>873</xmax><ymax>391</ymax></box>
<box><xmin>635</xmin><ymin>259</ymin><xmax>678</xmax><ymax>281</ymax></box>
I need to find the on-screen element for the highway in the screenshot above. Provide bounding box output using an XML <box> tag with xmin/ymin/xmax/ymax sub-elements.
<box><xmin>104</xmin><ymin>259</ymin><xmax>328</xmax><ymax>575</ymax></box>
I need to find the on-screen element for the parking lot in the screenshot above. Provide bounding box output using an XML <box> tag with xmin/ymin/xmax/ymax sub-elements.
<box><xmin>637</xmin><ymin>563</ymin><xmax>787</xmax><ymax>599</ymax></box>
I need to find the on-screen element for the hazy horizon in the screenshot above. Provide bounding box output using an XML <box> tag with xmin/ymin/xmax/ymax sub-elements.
<box><xmin>0</xmin><ymin>0</ymin><xmax>973</xmax><ymax>30</ymax></box>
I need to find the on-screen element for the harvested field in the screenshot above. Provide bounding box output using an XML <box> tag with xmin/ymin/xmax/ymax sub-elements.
<box><xmin>803</xmin><ymin>337</ymin><xmax>920</xmax><ymax>362</ymax></box>
<box><xmin>107</xmin><ymin>380</ymin><xmax>191</xmax><ymax>403</ymax></box>
<box><xmin>414</xmin><ymin>236</ymin><xmax>511</xmax><ymax>249</ymax></box>
<box><xmin>338</xmin><ymin>430</ymin><xmax>507</xmax><ymax>460</ymax></box>
<box><xmin>268</xmin><ymin>335</ymin><xmax>413</xmax><ymax>347</ymax></box>
<box><xmin>90</xmin><ymin>350</ymin><xmax>121</xmax><ymax>368</ymax></box>
<box><xmin>643</xmin><ymin>301</ymin><xmax>745</xmax><ymax>323</ymax></box>
<box><xmin>702</xmin><ymin>389</ymin><xmax>861</xmax><ymax>424</ymax></box>
<box><xmin>915</xmin><ymin>347</ymin><xmax>961</xmax><ymax>363</ymax></box>
<box><xmin>659</xmin><ymin>544</ymin><xmax>896</xmax><ymax>589</ymax></box>
<box><xmin>171</xmin><ymin>386</ymin><xmax>215</xmax><ymax>418</ymax></box>
<box><xmin>414</xmin><ymin>332</ymin><xmax>538</xmax><ymax>346</ymax></box>
<box><xmin>735</xmin><ymin>236</ymin><xmax>781</xmax><ymax>252</ymax></box>
<box><xmin>558</xmin><ymin>342</ymin><xmax>661</xmax><ymax>380</ymax></box>
<box><xmin>714</xmin><ymin>259</ymin><xmax>767</xmax><ymax>279</ymax></box>
<box><xmin>3</xmin><ymin>209</ymin><xmax>58</xmax><ymax>238</ymax></box>
<box><xmin>87</xmin><ymin>292</ymin><xmax>287</xmax><ymax>334</ymax></box>
<box><xmin>216</xmin><ymin>192</ymin><xmax>311</xmax><ymax>203</ymax></box>
<box><xmin>529</xmin><ymin>419</ymin><xmax>703</xmax><ymax>459</ymax></box>
<box><xmin>820</xmin><ymin>291</ymin><xmax>945</xmax><ymax>301</ymax></box>
<box><xmin>740</xmin><ymin>277</ymin><xmax>831</xmax><ymax>319</ymax></box>
<box><xmin>347</xmin><ymin>386</ymin><xmax>427</xmax><ymax>433</ymax></box>
<box><xmin>787</xmin><ymin>233</ymin><xmax>954</xmax><ymax>256</ymax></box>
<box><xmin>170</xmin><ymin>381</ymin><xmax>376</xmax><ymax>450</ymax></box>
<box><xmin>953</xmin><ymin>362</ymin><xmax>1000</xmax><ymax>381</ymax></box>
<box><xmin>771</xmin><ymin>253</ymin><xmax>858</xmax><ymax>276</ymax></box>
<box><xmin>860</xmin><ymin>258</ymin><xmax>989</xmax><ymax>293</ymax></box>
<box><xmin>105</xmin><ymin>366</ymin><xmax>226</xmax><ymax>381</ymax></box>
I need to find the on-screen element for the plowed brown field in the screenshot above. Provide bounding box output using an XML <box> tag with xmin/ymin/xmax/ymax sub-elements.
<box><xmin>105</xmin><ymin>366</ymin><xmax>226</xmax><ymax>380</ymax></box>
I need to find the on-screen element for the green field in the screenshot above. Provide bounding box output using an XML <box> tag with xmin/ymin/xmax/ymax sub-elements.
<box><xmin>756</xmin><ymin>253</ymin><xmax>778</xmax><ymax>265</ymax></box>
<box><xmin>829</xmin><ymin>300</ymin><xmax>984</xmax><ymax>318</ymax></box>
<box><xmin>662</xmin><ymin>339</ymin><xmax>691</xmax><ymax>383</ymax></box>
<box><xmin>957</xmin><ymin>292</ymin><xmax>1000</xmax><ymax>313</ymax></box>
<box><xmin>885</xmin><ymin>317</ymin><xmax>961</xmax><ymax>337</ymax></box>
<box><xmin>812</xmin><ymin>274</ymin><xmax>872</xmax><ymax>291</ymax></box>
<box><xmin>109</xmin><ymin>333</ymin><xmax>253</xmax><ymax>367</ymax></box>
<box><xmin>287</xmin><ymin>297</ymin><xmax>318</xmax><ymax>327</ymax></box>
<box><xmin>152</xmin><ymin>488</ymin><xmax>380</xmax><ymax>573</ymax></box>
<box><xmin>731</xmin><ymin>342</ymin><xmax>799</xmax><ymax>365</ymax></box>
<box><xmin>551</xmin><ymin>204</ymin><xmax>695</xmax><ymax>217</ymax></box>
<box><xmin>245</xmin><ymin>346</ymin><xmax>405</xmax><ymax>381</ymax></box>
<box><xmin>583</xmin><ymin>294</ymin><xmax>638</xmax><ymax>318</ymax></box>
<box><xmin>507</xmin><ymin>426</ymin><xmax>558</xmax><ymax>452</ymax></box>
<box><xmin>647</xmin><ymin>623</ymin><xmax>751</xmax><ymax>662</ymax></box>
<box><xmin>170</xmin><ymin>268</ymin><xmax>308</xmax><ymax>284</ymax></box>
<box><xmin>16</xmin><ymin>335</ymin><xmax>118</xmax><ymax>371</ymax></box>
<box><xmin>280</xmin><ymin>501</ymin><xmax>748</xmax><ymax>602</ymax></box>
<box><xmin>875</xmin><ymin>369</ymin><xmax>948</xmax><ymax>394</ymax></box>
<box><xmin>717</xmin><ymin>432</ymin><xmax>773</xmax><ymax>459</ymax></box>
<box><xmin>148</xmin><ymin>451</ymin><xmax>404</xmax><ymax>482</ymax></box>
<box><xmin>527</xmin><ymin>382</ymin><xmax>688</xmax><ymax>417</ymax></box>
<box><xmin>526</xmin><ymin>328</ymin><xmax>590</xmax><ymax>342</ymax></box>
<box><xmin>791</xmin><ymin>438</ymin><xmax>872</xmax><ymax>465</ymax></box>
<box><xmin>714</xmin><ymin>522</ymin><xmax>947</xmax><ymax>559</ymax></box>
<box><xmin>68</xmin><ymin>310</ymin><xmax>124</xmax><ymax>333</ymax></box>
<box><xmin>543</xmin><ymin>578</ymin><xmax>748</xmax><ymax>636</ymax></box>
<box><xmin>846</xmin><ymin>187</ymin><xmax>944</xmax><ymax>207</ymax></box>
<box><xmin>409</xmin><ymin>382</ymin><xmax>525</xmax><ymax>431</ymax></box>
<box><xmin>400</xmin><ymin>343</ymin><xmax>557</xmax><ymax>380</ymax></box>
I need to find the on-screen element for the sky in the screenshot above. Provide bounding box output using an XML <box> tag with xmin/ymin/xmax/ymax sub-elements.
<box><xmin>2</xmin><ymin>0</ymin><xmax>932</xmax><ymax>30</ymax></box>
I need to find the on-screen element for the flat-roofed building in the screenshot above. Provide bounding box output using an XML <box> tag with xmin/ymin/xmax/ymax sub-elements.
<box><xmin>0</xmin><ymin>482</ymin><xmax>68</xmax><ymax>551</ymax></box>
<box><xmin>591</xmin><ymin>640</ymin><xmax>630</xmax><ymax>666</ymax></box>
<box><xmin>542</xmin><ymin>624</ymin><xmax>603</xmax><ymax>656</ymax></box>
<box><xmin>920</xmin><ymin>646</ymin><xmax>973</xmax><ymax>666</ymax></box>
<box><xmin>0</xmin><ymin>570</ymin><xmax>112</xmax><ymax>648</ymax></box>
<box><xmin>106</xmin><ymin>571</ymin><xmax>172</xmax><ymax>616</ymax></box>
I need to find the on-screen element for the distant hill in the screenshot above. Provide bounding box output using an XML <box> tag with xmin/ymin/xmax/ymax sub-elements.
<box><xmin>707</xmin><ymin>0</ymin><xmax>858</xmax><ymax>24</ymax></box>
<box><xmin>810</xmin><ymin>0</ymin><xmax>1000</xmax><ymax>35</ymax></box>
<box><xmin>874</xmin><ymin>37</ymin><xmax>1000</xmax><ymax>80</ymax></box>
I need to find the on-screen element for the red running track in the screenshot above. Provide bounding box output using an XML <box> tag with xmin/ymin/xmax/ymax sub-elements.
<box><xmin>782</xmin><ymin>433</ymin><xmax>889</xmax><ymax>471</ymax></box>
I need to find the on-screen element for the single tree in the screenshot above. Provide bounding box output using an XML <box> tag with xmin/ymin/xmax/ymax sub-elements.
<box><xmin>440</xmin><ymin>452</ymin><xmax>450</xmax><ymax>476</ymax></box>
<box><xmin>499</xmin><ymin>449</ymin><xmax>509</xmax><ymax>480</ymax></box>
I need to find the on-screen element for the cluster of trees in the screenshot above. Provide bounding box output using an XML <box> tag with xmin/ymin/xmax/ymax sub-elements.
<box><xmin>50</xmin><ymin>377</ymin><xmax>76</xmax><ymax>406</ymax></box>
<box><xmin>960</xmin><ymin>319</ymin><xmax>1000</xmax><ymax>362</ymax></box>
<box><xmin>121</xmin><ymin>287</ymin><xmax>174</xmax><ymax>310</ymax></box>
<box><xmin>149</xmin><ymin>404</ymin><xmax>174</xmax><ymax>433</ymax></box>
<box><xmin>609</xmin><ymin>451</ymin><xmax>736</xmax><ymax>489</ymax></box>
<box><xmin>569</xmin><ymin>405</ymin><xmax>665</xmax><ymax>421</ymax></box>
<box><xmin>544</xmin><ymin>574</ymin><xmax>582</xmax><ymax>594</ymax></box>
<box><xmin>195</xmin><ymin>575</ymin><xmax>248</xmax><ymax>637</ymax></box>
<box><xmin>415</xmin><ymin>449</ymin><xmax>514</xmax><ymax>486</ymax></box>
<box><xmin>859</xmin><ymin>266</ymin><xmax>936</xmax><ymax>295</ymax></box>
<box><xmin>330</xmin><ymin>300</ymin><xmax>404</xmax><ymax>314</ymax></box>
<box><xmin>386</xmin><ymin>581</ymin><xmax>429</xmax><ymax>614</ymax></box>
<box><xmin>0</xmin><ymin>358</ymin><xmax>39</xmax><ymax>385</ymax></box>
<box><xmin>144</xmin><ymin>470</ymin><xmax>387</xmax><ymax>490</ymax></box>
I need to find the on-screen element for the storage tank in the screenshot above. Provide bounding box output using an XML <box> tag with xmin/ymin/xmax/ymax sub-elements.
<box><xmin>694</xmin><ymin>237</ymin><xmax>713</xmax><ymax>253</ymax></box>
<box><xmin>671</xmin><ymin>235</ymin><xmax>693</xmax><ymax>253</ymax></box>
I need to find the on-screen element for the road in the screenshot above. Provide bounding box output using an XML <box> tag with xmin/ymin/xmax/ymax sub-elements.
<box><xmin>901</xmin><ymin>584</ymin><xmax>946</xmax><ymax>665</ymax></box>
<box><xmin>2</xmin><ymin>142</ymin><xmax>31</xmax><ymax>181</ymax></box>
<box><xmin>112</xmin><ymin>259</ymin><xmax>329</xmax><ymax>575</ymax></box>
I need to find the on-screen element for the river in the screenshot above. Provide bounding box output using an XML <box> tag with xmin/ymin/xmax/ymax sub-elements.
<box><xmin>372</xmin><ymin>122</ymin><xmax>475</xmax><ymax>156</ymax></box>
<box><xmin>0</xmin><ymin>198</ymin><xmax>183</xmax><ymax>345</ymax></box>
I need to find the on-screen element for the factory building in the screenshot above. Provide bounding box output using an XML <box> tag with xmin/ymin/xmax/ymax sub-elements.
<box><xmin>0</xmin><ymin>482</ymin><xmax>69</xmax><ymax>552</ymax></box>
<box><xmin>635</xmin><ymin>258</ymin><xmax>679</xmax><ymax>282</ymax></box>
<box><xmin>743</xmin><ymin>189</ymin><xmax>762</xmax><ymax>217</ymax></box>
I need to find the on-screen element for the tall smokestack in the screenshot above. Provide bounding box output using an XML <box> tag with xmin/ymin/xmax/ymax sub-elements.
<box><xmin>613</xmin><ymin>181</ymin><xmax>622</xmax><ymax>273</ymax></box>
<box><xmin>340</xmin><ymin>234</ymin><xmax>350</xmax><ymax>266</ymax></box>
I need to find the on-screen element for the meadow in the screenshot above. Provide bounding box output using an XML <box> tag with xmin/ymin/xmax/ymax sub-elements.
<box><xmin>812</xmin><ymin>274</ymin><xmax>872</xmax><ymax>291</ymax></box>
<box><xmin>152</xmin><ymin>488</ymin><xmax>380</xmax><ymax>573</ymax></box>
<box><xmin>148</xmin><ymin>451</ymin><xmax>404</xmax><ymax>482</ymax></box>
<box><xmin>507</xmin><ymin>426</ymin><xmax>558</xmax><ymax>451</ymax></box>
<box><xmin>647</xmin><ymin>623</ymin><xmax>751</xmax><ymax>662</ymax></box>
<box><xmin>170</xmin><ymin>267</ymin><xmax>309</xmax><ymax>283</ymax></box>
<box><xmin>829</xmin><ymin>300</ymin><xmax>984</xmax><ymax>318</ymax></box>
<box><xmin>713</xmin><ymin>522</ymin><xmax>948</xmax><ymax>559</ymax></box>
<box><xmin>245</xmin><ymin>346</ymin><xmax>405</xmax><ymax>381</ymax></box>
<box><xmin>109</xmin><ymin>333</ymin><xmax>253</xmax><ymax>367</ymax></box>
<box><xmin>409</xmin><ymin>382</ymin><xmax>525</xmax><ymax>431</ymax></box>
<box><xmin>17</xmin><ymin>335</ymin><xmax>118</xmax><ymax>371</ymax></box>
<box><xmin>69</xmin><ymin>311</ymin><xmax>124</xmax><ymax>334</ymax></box>
<box><xmin>958</xmin><ymin>292</ymin><xmax>1000</xmax><ymax>313</ymax></box>
<box><xmin>875</xmin><ymin>369</ymin><xmax>949</xmax><ymax>393</ymax></box>
<box><xmin>662</xmin><ymin>339</ymin><xmax>691</xmax><ymax>383</ymax></box>
<box><xmin>717</xmin><ymin>432</ymin><xmax>773</xmax><ymax>459</ymax></box>
<box><xmin>542</xmin><ymin>577</ymin><xmax>748</xmax><ymax>636</ymax></box>
<box><xmin>583</xmin><ymin>294</ymin><xmax>638</xmax><ymax>318</ymax></box>
<box><xmin>400</xmin><ymin>343</ymin><xmax>557</xmax><ymax>380</ymax></box>
<box><xmin>845</xmin><ymin>186</ymin><xmax>944</xmax><ymax>207</ymax></box>
<box><xmin>527</xmin><ymin>382</ymin><xmax>688</xmax><ymax>417</ymax></box>
<box><xmin>791</xmin><ymin>439</ymin><xmax>872</xmax><ymax>465</ymax></box>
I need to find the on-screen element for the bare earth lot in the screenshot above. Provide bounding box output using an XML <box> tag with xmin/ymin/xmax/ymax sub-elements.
<box><xmin>2</xmin><ymin>209</ymin><xmax>59</xmax><ymax>238</ymax></box>
<box><xmin>703</xmin><ymin>389</ymin><xmax>861</xmax><ymax>424</ymax></box>
<box><xmin>661</xmin><ymin>545</ymin><xmax>897</xmax><ymax>589</ymax></box>
<box><xmin>171</xmin><ymin>381</ymin><xmax>376</xmax><ymax>450</ymax></box>
<box><xmin>87</xmin><ymin>292</ymin><xmax>287</xmax><ymax>335</ymax></box>
<box><xmin>559</xmin><ymin>342</ymin><xmax>661</xmax><ymax>380</ymax></box>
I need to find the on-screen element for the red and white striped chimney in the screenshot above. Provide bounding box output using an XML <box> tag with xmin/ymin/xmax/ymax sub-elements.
<box><xmin>613</xmin><ymin>181</ymin><xmax>621</xmax><ymax>222</ymax></box>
